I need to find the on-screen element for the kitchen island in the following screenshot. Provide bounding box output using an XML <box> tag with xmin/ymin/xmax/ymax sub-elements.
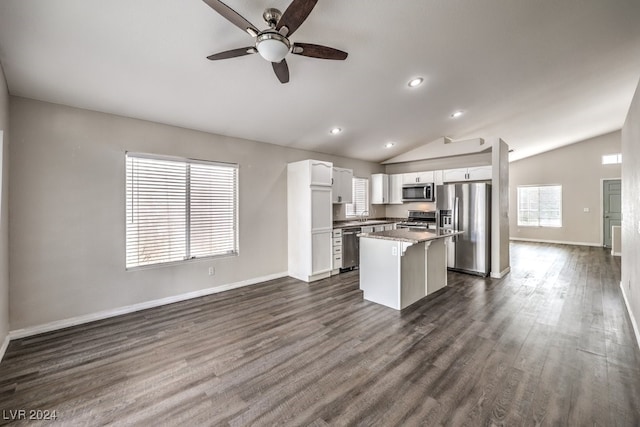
<box><xmin>359</xmin><ymin>229</ymin><xmax>462</xmax><ymax>310</ymax></box>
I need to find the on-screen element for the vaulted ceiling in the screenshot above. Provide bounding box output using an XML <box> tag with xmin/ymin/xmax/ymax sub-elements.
<box><xmin>1</xmin><ymin>0</ymin><xmax>639</xmax><ymax>162</ymax></box>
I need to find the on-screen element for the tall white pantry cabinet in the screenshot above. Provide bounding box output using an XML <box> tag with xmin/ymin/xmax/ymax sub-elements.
<box><xmin>287</xmin><ymin>160</ymin><xmax>334</xmax><ymax>282</ymax></box>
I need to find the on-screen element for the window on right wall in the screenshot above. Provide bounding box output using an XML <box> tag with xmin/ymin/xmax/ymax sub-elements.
<box><xmin>517</xmin><ymin>185</ymin><xmax>562</xmax><ymax>227</ymax></box>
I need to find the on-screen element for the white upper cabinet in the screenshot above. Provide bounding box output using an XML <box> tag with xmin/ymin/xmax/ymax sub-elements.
<box><xmin>310</xmin><ymin>160</ymin><xmax>333</xmax><ymax>186</ymax></box>
<box><xmin>442</xmin><ymin>168</ymin><xmax>468</xmax><ymax>182</ymax></box>
<box><xmin>371</xmin><ymin>173</ymin><xmax>389</xmax><ymax>204</ymax></box>
<box><xmin>332</xmin><ymin>167</ymin><xmax>353</xmax><ymax>204</ymax></box>
<box><xmin>467</xmin><ymin>166</ymin><xmax>493</xmax><ymax>181</ymax></box>
<box><xmin>388</xmin><ymin>174</ymin><xmax>404</xmax><ymax>204</ymax></box>
<box><xmin>402</xmin><ymin>171</ymin><xmax>435</xmax><ymax>184</ymax></box>
<box><xmin>442</xmin><ymin>165</ymin><xmax>492</xmax><ymax>182</ymax></box>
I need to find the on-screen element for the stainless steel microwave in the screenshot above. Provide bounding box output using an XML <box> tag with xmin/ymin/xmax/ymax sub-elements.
<box><xmin>402</xmin><ymin>183</ymin><xmax>435</xmax><ymax>202</ymax></box>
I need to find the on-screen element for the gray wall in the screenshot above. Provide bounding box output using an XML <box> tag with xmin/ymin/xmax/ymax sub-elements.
<box><xmin>8</xmin><ymin>97</ymin><xmax>384</xmax><ymax>330</ymax></box>
<box><xmin>0</xmin><ymin>64</ymin><xmax>9</xmax><ymax>347</ymax></box>
<box><xmin>509</xmin><ymin>131</ymin><xmax>621</xmax><ymax>245</ymax></box>
<box><xmin>621</xmin><ymin>79</ymin><xmax>640</xmax><ymax>343</ymax></box>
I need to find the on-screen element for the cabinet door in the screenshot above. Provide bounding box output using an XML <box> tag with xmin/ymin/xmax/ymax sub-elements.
<box><xmin>416</xmin><ymin>171</ymin><xmax>435</xmax><ymax>183</ymax></box>
<box><xmin>434</xmin><ymin>170</ymin><xmax>444</xmax><ymax>186</ymax></box>
<box><xmin>332</xmin><ymin>167</ymin><xmax>353</xmax><ymax>203</ymax></box>
<box><xmin>467</xmin><ymin>165</ymin><xmax>492</xmax><ymax>181</ymax></box>
<box><xmin>310</xmin><ymin>161</ymin><xmax>333</xmax><ymax>186</ymax></box>
<box><xmin>371</xmin><ymin>174</ymin><xmax>389</xmax><ymax>204</ymax></box>
<box><xmin>340</xmin><ymin>169</ymin><xmax>353</xmax><ymax>203</ymax></box>
<box><xmin>402</xmin><ymin>173</ymin><xmax>418</xmax><ymax>185</ymax></box>
<box><xmin>311</xmin><ymin>188</ymin><xmax>332</xmax><ymax>231</ymax></box>
<box><xmin>388</xmin><ymin>174</ymin><xmax>404</xmax><ymax>204</ymax></box>
<box><xmin>442</xmin><ymin>168</ymin><xmax>468</xmax><ymax>182</ymax></box>
<box><xmin>311</xmin><ymin>231</ymin><xmax>332</xmax><ymax>274</ymax></box>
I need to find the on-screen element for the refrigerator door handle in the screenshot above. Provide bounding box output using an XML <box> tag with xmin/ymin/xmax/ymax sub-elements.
<box><xmin>453</xmin><ymin>196</ymin><xmax>459</xmax><ymax>241</ymax></box>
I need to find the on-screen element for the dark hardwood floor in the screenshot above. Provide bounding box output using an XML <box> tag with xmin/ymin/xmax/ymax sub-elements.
<box><xmin>1</xmin><ymin>242</ymin><xmax>639</xmax><ymax>426</ymax></box>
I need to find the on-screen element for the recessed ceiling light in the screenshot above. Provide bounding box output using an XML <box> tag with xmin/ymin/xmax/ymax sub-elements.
<box><xmin>408</xmin><ymin>77</ymin><xmax>424</xmax><ymax>88</ymax></box>
<box><xmin>329</xmin><ymin>127</ymin><xmax>342</xmax><ymax>135</ymax></box>
<box><xmin>450</xmin><ymin>110</ymin><xmax>464</xmax><ymax>118</ymax></box>
<box><xmin>384</xmin><ymin>142</ymin><xmax>395</xmax><ymax>149</ymax></box>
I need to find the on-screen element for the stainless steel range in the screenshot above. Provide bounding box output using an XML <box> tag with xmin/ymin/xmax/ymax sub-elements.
<box><xmin>396</xmin><ymin>210</ymin><xmax>437</xmax><ymax>230</ymax></box>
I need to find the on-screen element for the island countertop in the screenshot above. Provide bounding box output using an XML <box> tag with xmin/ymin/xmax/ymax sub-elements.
<box><xmin>359</xmin><ymin>229</ymin><xmax>463</xmax><ymax>244</ymax></box>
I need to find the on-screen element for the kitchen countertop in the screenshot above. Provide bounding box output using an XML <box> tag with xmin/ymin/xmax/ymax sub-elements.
<box><xmin>359</xmin><ymin>229</ymin><xmax>463</xmax><ymax>244</ymax></box>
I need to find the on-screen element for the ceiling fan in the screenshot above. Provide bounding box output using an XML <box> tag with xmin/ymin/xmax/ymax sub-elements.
<box><xmin>202</xmin><ymin>0</ymin><xmax>348</xmax><ymax>84</ymax></box>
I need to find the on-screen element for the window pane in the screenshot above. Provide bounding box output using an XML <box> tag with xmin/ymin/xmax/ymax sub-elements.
<box><xmin>346</xmin><ymin>178</ymin><xmax>368</xmax><ymax>217</ymax></box>
<box><xmin>517</xmin><ymin>185</ymin><xmax>561</xmax><ymax>228</ymax></box>
<box><xmin>126</xmin><ymin>156</ymin><xmax>187</xmax><ymax>267</ymax></box>
<box><xmin>189</xmin><ymin>163</ymin><xmax>238</xmax><ymax>258</ymax></box>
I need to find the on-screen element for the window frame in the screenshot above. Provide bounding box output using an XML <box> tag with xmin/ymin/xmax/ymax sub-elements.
<box><xmin>125</xmin><ymin>152</ymin><xmax>239</xmax><ymax>270</ymax></box>
<box><xmin>346</xmin><ymin>177</ymin><xmax>369</xmax><ymax>218</ymax></box>
<box><xmin>516</xmin><ymin>184</ymin><xmax>562</xmax><ymax>228</ymax></box>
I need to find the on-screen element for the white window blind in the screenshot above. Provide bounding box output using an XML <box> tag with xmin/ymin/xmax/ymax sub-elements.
<box><xmin>126</xmin><ymin>153</ymin><xmax>238</xmax><ymax>268</ymax></box>
<box><xmin>517</xmin><ymin>185</ymin><xmax>562</xmax><ymax>227</ymax></box>
<box><xmin>346</xmin><ymin>177</ymin><xmax>369</xmax><ymax>217</ymax></box>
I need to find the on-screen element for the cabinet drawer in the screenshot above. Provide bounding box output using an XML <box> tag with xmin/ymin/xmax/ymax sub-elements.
<box><xmin>333</xmin><ymin>254</ymin><xmax>342</xmax><ymax>269</ymax></box>
<box><xmin>333</xmin><ymin>245</ymin><xmax>342</xmax><ymax>254</ymax></box>
<box><xmin>332</xmin><ymin>229</ymin><xmax>343</xmax><ymax>237</ymax></box>
<box><xmin>333</xmin><ymin>237</ymin><xmax>342</xmax><ymax>247</ymax></box>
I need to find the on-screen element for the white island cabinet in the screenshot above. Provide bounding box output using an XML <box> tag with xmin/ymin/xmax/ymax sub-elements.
<box><xmin>359</xmin><ymin>229</ymin><xmax>461</xmax><ymax>310</ymax></box>
<box><xmin>288</xmin><ymin>160</ymin><xmax>333</xmax><ymax>282</ymax></box>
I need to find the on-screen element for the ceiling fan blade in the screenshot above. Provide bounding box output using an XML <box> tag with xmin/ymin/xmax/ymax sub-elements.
<box><xmin>292</xmin><ymin>43</ymin><xmax>348</xmax><ymax>60</ymax></box>
<box><xmin>272</xmin><ymin>60</ymin><xmax>290</xmax><ymax>84</ymax></box>
<box><xmin>202</xmin><ymin>0</ymin><xmax>259</xmax><ymax>37</ymax></box>
<box><xmin>207</xmin><ymin>47</ymin><xmax>256</xmax><ymax>60</ymax></box>
<box><xmin>276</xmin><ymin>0</ymin><xmax>318</xmax><ymax>37</ymax></box>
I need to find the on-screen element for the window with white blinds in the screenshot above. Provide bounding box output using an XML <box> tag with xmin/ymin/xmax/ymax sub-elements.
<box><xmin>125</xmin><ymin>153</ymin><xmax>238</xmax><ymax>268</ymax></box>
<box><xmin>517</xmin><ymin>185</ymin><xmax>562</xmax><ymax>227</ymax></box>
<box><xmin>346</xmin><ymin>177</ymin><xmax>369</xmax><ymax>217</ymax></box>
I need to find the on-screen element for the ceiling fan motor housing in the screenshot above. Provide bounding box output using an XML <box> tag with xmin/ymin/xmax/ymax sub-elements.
<box><xmin>263</xmin><ymin>8</ymin><xmax>282</xmax><ymax>28</ymax></box>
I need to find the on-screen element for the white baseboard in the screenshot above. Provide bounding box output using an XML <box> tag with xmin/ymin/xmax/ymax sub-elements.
<box><xmin>491</xmin><ymin>266</ymin><xmax>511</xmax><ymax>279</ymax></box>
<box><xmin>620</xmin><ymin>281</ymin><xmax>640</xmax><ymax>351</ymax></box>
<box><xmin>510</xmin><ymin>237</ymin><xmax>601</xmax><ymax>247</ymax></box>
<box><xmin>0</xmin><ymin>334</ymin><xmax>9</xmax><ymax>363</ymax></box>
<box><xmin>9</xmin><ymin>271</ymin><xmax>288</xmax><ymax>340</ymax></box>
<box><xmin>612</xmin><ymin>250</ymin><xmax>622</xmax><ymax>256</ymax></box>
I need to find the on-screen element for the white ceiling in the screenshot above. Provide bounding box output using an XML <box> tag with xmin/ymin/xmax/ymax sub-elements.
<box><xmin>1</xmin><ymin>0</ymin><xmax>639</xmax><ymax>162</ymax></box>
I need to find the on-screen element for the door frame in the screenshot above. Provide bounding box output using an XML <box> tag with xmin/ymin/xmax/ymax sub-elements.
<box><xmin>600</xmin><ymin>177</ymin><xmax>621</xmax><ymax>247</ymax></box>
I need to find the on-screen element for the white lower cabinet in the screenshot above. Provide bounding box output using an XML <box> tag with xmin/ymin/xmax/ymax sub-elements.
<box><xmin>332</xmin><ymin>228</ymin><xmax>343</xmax><ymax>274</ymax></box>
<box><xmin>312</xmin><ymin>231</ymin><xmax>333</xmax><ymax>274</ymax></box>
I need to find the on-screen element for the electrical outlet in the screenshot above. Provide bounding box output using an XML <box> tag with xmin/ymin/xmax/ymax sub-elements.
<box><xmin>208</xmin><ymin>267</ymin><xmax>215</xmax><ymax>276</ymax></box>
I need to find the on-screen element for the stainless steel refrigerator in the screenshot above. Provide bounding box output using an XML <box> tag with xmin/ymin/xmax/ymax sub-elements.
<box><xmin>436</xmin><ymin>183</ymin><xmax>491</xmax><ymax>276</ymax></box>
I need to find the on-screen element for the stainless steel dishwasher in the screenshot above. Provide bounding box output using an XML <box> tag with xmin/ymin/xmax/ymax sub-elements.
<box><xmin>342</xmin><ymin>227</ymin><xmax>360</xmax><ymax>270</ymax></box>
<box><xmin>341</xmin><ymin>227</ymin><xmax>360</xmax><ymax>271</ymax></box>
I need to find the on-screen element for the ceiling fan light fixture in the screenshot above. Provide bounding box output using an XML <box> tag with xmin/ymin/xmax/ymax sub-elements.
<box><xmin>256</xmin><ymin>32</ymin><xmax>290</xmax><ymax>63</ymax></box>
